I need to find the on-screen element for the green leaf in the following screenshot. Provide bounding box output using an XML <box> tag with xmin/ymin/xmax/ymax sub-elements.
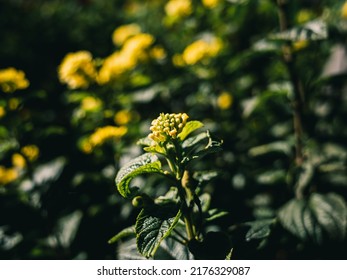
<box><xmin>278</xmin><ymin>193</ymin><xmax>347</xmax><ymax>244</ymax></box>
<box><xmin>205</xmin><ymin>209</ymin><xmax>229</xmax><ymax>222</ymax></box>
<box><xmin>115</xmin><ymin>153</ymin><xmax>163</xmax><ymax>198</ymax></box>
<box><xmin>154</xmin><ymin>237</ymin><xmax>194</xmax><ymax>260</ymax></box>
<box><xmin>309</xmin><ymin>193</ymin><xmax>347</xmax><ymax>242</ymax></box>
<box><xmin>135</xmin><ymin>203</ymin><xmax>181</xmax><ymax>258</ymax></box>
<box><xmin>245</xmin><ymin>219</ymin><xmax>275</xmax><ymax>241</ymax></box>
<box><xmin>225</xmin><ymin>248</ymin><xmax>234</xmax><ymax>260</ymax></box>
<box><xmin>108</xmin><ymin>226</ymin><xmax>135</xmax><ymax>244</ymax></box>
<box><xmin>182</xmin><ymin>132</ymin><xmax>208</xmax><ymax>149</ymax></box>
<box><xmin>116</xmin><ymin>236</ymin><xmax>147</xmax><ymax>260</ymax></box>
<box><xmin>249</xmin><ymin>141</ymin><xmax>292</xmax><ymax>157</ymax></box>
<box><xmin>269</xmin><ymin>19</ymin><xmax>328</xmax><ymax>42</ymax></box>
<box><xmin>143</xmin><ymin>145</ymin><xmax>166</xmax><ymax>155</ymax></box>
<box><xmin>178</xmin><ymin>121</ymin><xmax>203</xmax><ymax>141</ymax></box>
<box><xmin>193</xmin><ymin>170</ymin><xmax>218</xmax><ymax>183</ymax></box>
<box><xmin>137</xmin><ymin>137</ymin><xmax>154</xmax><ymax>147</ymax></box>
<box><xmin>256</xmin><ymin>169</ymin><xmax>286</xmax><ymax>185</ymax></box>
<box><xmin>183</xmin><ymin>131</ymin><xmax>222</xmax><ymax>164</ymax></box>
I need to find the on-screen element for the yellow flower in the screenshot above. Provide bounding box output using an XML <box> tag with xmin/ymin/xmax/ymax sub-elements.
<box><xmin>122</xmin><ymin>33</ymin><xmax>155</xmax><ymax>61</ymax></box>
<box><xmin>0</xmin><ymin>166</ymin><xmax>18</xmax><ymax>185</ymax></box>
<box><xmin>217</xmin><ymin>91</ymin><xmax>233</xmax><ymax>110</ymax></box>
<box><xmin>97</xmin><ymin>33</ymin><xmax>154</xmax><ymax>85</ymax></box>
<box><xmin>97</xmin><ymin>51</ymin><xmax>137</xmax><ymax>84</ymax></box>
<box><xmin>89</xmin><ymin>126</ymin><xmax>127</xmax><ymax>147</ymax></box>
<box><xmin>165</xmin><ymin>0</ymin><xmax>192</xmax><ymax>19</ymax></box>
<box><xmin>150</xmin><ymin>46</ymin><xmax>167</xmax><ymax>61</ymax></box>
<box><xmin>202</xmin><ymin>0</ymin><xmax>220</xmax><ymax>9</ymax></box>
<box><xmin>12</xmin><ymin>153</ymin><xmax>26</xmax><ymax>168</ymax></box>
<box><xmin>0</xmin><ymin>106</ymin><xmax>5</xmax><ymax>118</ymax></box>
<box><xmin>21</xmin><ymin>145</ymin><xmax>40</xmax><ymax>162</ymax></box>
<box><xmin>112</xmin><ymin>24</ymin><xmax>142</xmax><ymax>46</ymax></box>
<box><xmin>114</xmin><ymin>110</ymin><xmax>132</xmax><ymax>125</ymax></box>
<box><xmin>81</xmin><ymin>96</ymin><xmax>102</xmax><ymax>112</ymax></box>
<box><xmin>342</xmin><ymin>2</ymin><xmax>347</xmax><ymax>19</ymax></box>
<box><xmin>58</xmin><ymin>51</ymin><xmax>97</xmax><ymax>89</ymax></box>
<box><xmin>182</xmin><ymin>37</ymin><xmax>223</xmax><ymax>65</ymax></box>
<box><xmin>172</xmin><ymin>54</ymin><xmax>185</xmax><ymax>67</ymax></box>
<box><xmin>0</xmin><ymin>67</ymin><xmax>29</xmax><ymax>93</ymax></box>
<box><xmin>149</xmin><ymin>113</ymin><xmax>189</xmax><ymax>143</ymax></box>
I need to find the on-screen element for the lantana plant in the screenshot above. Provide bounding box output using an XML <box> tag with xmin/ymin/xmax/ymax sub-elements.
<box><xmin>109</xmin><ymin>113</ymin><xmax>229</xmax><ymax>259</ymax></box>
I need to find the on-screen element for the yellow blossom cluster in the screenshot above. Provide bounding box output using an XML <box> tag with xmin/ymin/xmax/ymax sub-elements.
<box><xmin>58</xmin><ymin>51</ymin><xmax>97</xmax><ymax>89</ymax></box>
<box><xmin>0</xmin><ymin>67</ymin><xmax>29</xmax><ymax>93</ymax></box>
<box><xmin>81</xmin><ymin>126</ymin><xmax>128</xmax><ymax>153</ymax></box>
<box><xmin>21</xmin><ymin>145</ymin><xmax>40</xmax><ymax>162</ymax></box>
<box><xmin>98</xmin><ymin>33</ymin><xmax>155</xmax><ymax>85</ymax></box>
<box><xmin>0</xmin><ymin>166</ymin><xmax>18</xmax><ymax>185</ymax></box>
<box><xmin>11</xmin><ymin>145</ymin><xmax>40</xmax><ymax>169</ymax></box>
<box><xmin>149</xmin><ymin>113</ymin><xmax>189</xmax><ymax>143</ymax></box>
<box><xmin>165</xmin><ymin>0</ymin><xmax>192</xmax><ymax>20</ymax></box>
<box><xmin>178</xmin><ymin>37</ymin><xmax>223</xmax><ymax>66</ymax></box>
<box><xmin>112</xmin><ymin>23</ymin><xmax>142</xmax><ymax>46</ymax></box>
<box><xmin>202</xmin><ymin>0</ymin><xmax>221</xmax><ymax>9</ymax></box>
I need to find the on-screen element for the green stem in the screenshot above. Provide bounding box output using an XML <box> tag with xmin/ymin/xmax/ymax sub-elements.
<box><xmin>276</xmin><ymin>0</ymin><xmax>305</xmax><ymax>168</ymax></box>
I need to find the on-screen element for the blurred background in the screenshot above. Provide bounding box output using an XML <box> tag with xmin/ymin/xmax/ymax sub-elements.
<box><xmin>1</xmin><ymin>0</ymin><xmax>347</xmax><ymax>259</ymax></box>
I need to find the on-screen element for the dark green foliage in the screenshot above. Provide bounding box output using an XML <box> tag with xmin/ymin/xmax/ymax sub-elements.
<box><xmin>1</xmin><ymin>0</ymin><xmax>347</xmax><ymax>259</ymax></box>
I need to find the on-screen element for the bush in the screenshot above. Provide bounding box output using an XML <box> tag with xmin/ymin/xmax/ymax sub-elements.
<box><xmin>1</xmin><ymin>0</ymin><xmax>347</xmax><ymax>260</ymax></box>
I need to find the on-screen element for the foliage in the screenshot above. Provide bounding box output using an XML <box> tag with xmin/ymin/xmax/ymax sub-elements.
<box><xmin>1</xmin><ymin>0</ymin><xmax>347</xmax><ymax>259</ymax></box>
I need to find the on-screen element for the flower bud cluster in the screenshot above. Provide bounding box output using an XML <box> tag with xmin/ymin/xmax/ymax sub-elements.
<box><xmin>149</xmin><ymin>113</ymin><xmax>189</xmax><ymax>143</ymax></box>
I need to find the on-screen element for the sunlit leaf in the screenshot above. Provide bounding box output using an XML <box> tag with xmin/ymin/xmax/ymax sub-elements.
<box><xmin>269</xmin><ymin>19</ymin><xmax>328</xmax><ymax>42</ymax></box>
<box><xmin>178</xmin><ymin>121</ymin><xmax>203</xmax><ymax>141</ymax></box>
<box><xmin>115</xmin><ymin>153</ymin><xmax>163</xmax><ymax>198</ymax></box>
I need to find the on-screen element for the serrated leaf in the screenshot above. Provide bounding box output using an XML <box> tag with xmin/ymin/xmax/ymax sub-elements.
<box><xmin>135</xmin><ymin>204</ymin><xmax>181</xmax><ymax>258</ymax></box>
<box><xmin>108</xmin><ymin>226</ymin><xmax>135</xmax><ymax>244</ymax></box>
<box><xmin>309</xmin><ymin>193</ymin><xmax>347</xmax><ymax>242</ymax></box>
<box><xmin>178</xmin><ymin>121</ymin><xmax>204</xmax><ymax>141</ymax></box>
<box><xmin>278</xmin><ymin>198</ymin><xmax>322</xmax><ymax>243</ymax></box>
<box><xmin>278</xmin><ymin>192</ymin><xmax>347</xmax><ymax>244</ymax></box>
<box><xmin>245</xmin><ymin>219</ymin><xmax>275</xmax><ymax>241</ymax></box>
<box><xmin>115</xmin><ymin>153</ymin><xmax>163</xmax><ymax>198</ymax></box>
<box><xmin>269</xmin><ymin>19</ymin><xmax>328</xmax><ymax>42</ymax></box>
